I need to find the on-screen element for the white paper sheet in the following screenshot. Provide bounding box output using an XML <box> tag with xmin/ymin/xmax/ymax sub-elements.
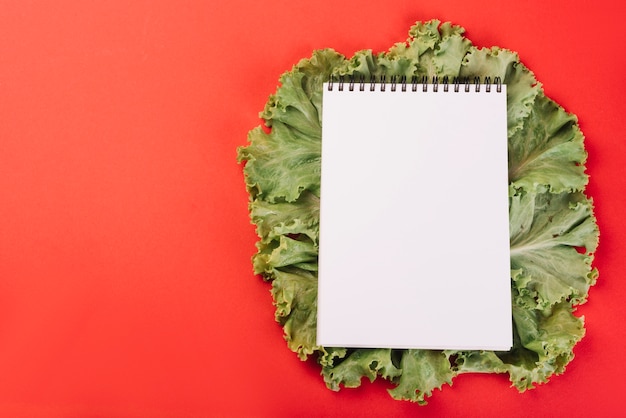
<box><xmin>317</xmin><ymin>81</ymin><xmax>512</xmax><ymax>350</ymax></box>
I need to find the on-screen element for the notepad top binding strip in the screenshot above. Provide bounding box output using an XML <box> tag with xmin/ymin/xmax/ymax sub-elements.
<box><xmin>327</xmin><ymin>75</ymin><xmax>503</xmax><ymax>93</ymax></box>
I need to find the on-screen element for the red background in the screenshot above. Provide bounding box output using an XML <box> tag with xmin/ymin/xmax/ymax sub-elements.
<box><xmin>1</xmin><ymin>1</ymin><xmax>624</xmax><ymax>417</ymax></box>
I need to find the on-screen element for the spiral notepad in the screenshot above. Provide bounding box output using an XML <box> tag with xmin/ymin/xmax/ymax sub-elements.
<box><xmin>317</xmin><ymin>76</ymin><xmax>512</xmax><ymax>350</ymax></box>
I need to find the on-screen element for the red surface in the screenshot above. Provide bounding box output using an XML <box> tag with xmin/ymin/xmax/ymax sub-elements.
<box><xmin>0</xmin><ymin>1</ymin><xmax>624</xmax><ymax>417</ymax></box>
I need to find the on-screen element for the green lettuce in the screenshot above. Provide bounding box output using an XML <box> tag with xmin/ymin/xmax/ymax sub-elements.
<box><xmin>237</xmin><ymin>20</ymin><xmax>599</xmax><ymax>404</ymax></box>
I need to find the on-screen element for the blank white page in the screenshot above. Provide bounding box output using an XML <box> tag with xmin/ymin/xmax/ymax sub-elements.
<box><xmin>317</xmin><ymin>81</ymin><xmax>512</xmax><ymax>350</ymax></box>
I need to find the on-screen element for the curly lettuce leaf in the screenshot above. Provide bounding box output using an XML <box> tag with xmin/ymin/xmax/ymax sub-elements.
<box><xmin>271</xmin><ymin>268</ymin><xmax>319</xmax><ymax>359</ymax></box>
<box><xmin>460</xmin><ymin>47</ymin><xmax>541</xmax><ymax>137</ymax></box>
<box><xmin>237</xmin><ymin>19</ymin><xmax>599</xmax><ymax>404</ymax></box>
<box><xmin>387</xmin><ymin>350</ymin><xmax>456</xmax><ymax>404</ymax></box>
<box><xmin>321</xmin><ymin>348</ymin><xmax>402</xmax><ymax>391</ymax></box>
<box><xmin>508</xmin><ymin>93</ymin><xmax>589</xmax><ymax>194</ymax></box>
<box><xmin>456</xmin><ymin>301</ymin><xmax>585</xmax><ymax>390</ymax></box>
<box><xmin>238</xmin><ymin>121</ymin><xmax>321</xmax><ymax>203</ymax></box>
<box><xmin>509</xmin><ymin>191</ymin><xmax>599</xmax><ymax>309</ymax></box>
<box><xmin>250</xmin><ymin>190</ymin><xmax>320</xmax><ymax>245</ymax></box>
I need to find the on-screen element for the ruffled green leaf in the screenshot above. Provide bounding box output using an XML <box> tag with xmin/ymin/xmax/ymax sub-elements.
<box><xmin>460</xmin><ymin>47</ymin><xmax>541</xmax><ymax>136</ymax></box>
<box><xmin>239</xmin><ymin>121</ymin><xmax>321</xmax><ymax>202</ymax></box>
<box><xmin>237</xmin><ymin>18</ymin><xmax>599</xmax><ymax>404</ymax></box>
<box><xmin>261</xmin><ymin>72</ymin><xmax>321</xmax><ymax>139</ymax></box>
<box><xmin>250</xmin><ymin>190</ymin><xmax>320</xmax><ymax>244</ymax></box>
<box><xmin>388</xmin><ymin>350</ymin><xmax>455</xmax><ymax>405</ymax></box>
<box><xmin>294</xmin><ymin>49</ymin><xmax>346</xmax><ymax>126</ymax></box>
<box><xmin>508</xmin><ymin>93</ymin><xmax>588</xmax><ymax>193</ymax></box>
<box><xmin>334</xmin><ymin>49</ymin><xmax>379</xmax><ymax>78</ymax></box>
<box><xmin>271</xmin><ymin>268</ymin><xmax>319</xmax><ymax>359</ymax></box>
<box><xmin>456</xmin><ymin>301</ymin><xmax>585</xmax><ymax>390</ymax></box>
<box><xmin>405</xmin><ymin>20</ymin><xmax>462</xmax><ymax>76</ymax></box>
<box><xmin>407</xmin><ymin>20</ymin><xmax>444</xmax><ymax>56</ymax></box>
<box><xmin>432</xmin><ymin>32</ymin><xmax>472</xmax><ymax>77</ymax></box>
<box><xmin>509</xmin><ymin>191</ymin><xmax>599</xmax><ymax>309</ymax></box>
<box><xmin>321</xmin><ymin>348</ymin><xmax>402</xmax><ymax>390</ymax></box>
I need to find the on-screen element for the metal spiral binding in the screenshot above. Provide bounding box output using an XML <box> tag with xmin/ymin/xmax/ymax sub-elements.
<box><xmin>327</xmin><ymin>75</ymin><xmax>502</xmax><ymax>92</ymax></box>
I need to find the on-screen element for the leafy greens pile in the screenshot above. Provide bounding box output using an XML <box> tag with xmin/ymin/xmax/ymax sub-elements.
<box><xmin>237</xmin><ymin>20</ymin><xmax>599</xmax><ymax>404</ymax></box>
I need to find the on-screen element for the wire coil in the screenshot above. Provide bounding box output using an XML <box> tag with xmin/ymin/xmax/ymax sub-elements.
<box><xmin>327</xmin><ymin>75</ymin><xmax>503</xmax><ymax>93</ymax></box>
